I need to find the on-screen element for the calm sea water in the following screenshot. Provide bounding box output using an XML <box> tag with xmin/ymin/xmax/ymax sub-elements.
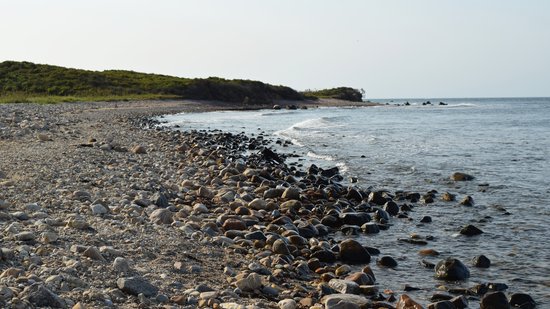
<box><xmin>160</xmin><ymin>98</ymin><xmax>550</xmax><ymax>306</ymax></box>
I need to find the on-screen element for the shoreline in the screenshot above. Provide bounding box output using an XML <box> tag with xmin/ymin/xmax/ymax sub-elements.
<box><xmin>0</xmin><ymin>100</ymin><xmax>531</xmax><ymax>308</ymax></box>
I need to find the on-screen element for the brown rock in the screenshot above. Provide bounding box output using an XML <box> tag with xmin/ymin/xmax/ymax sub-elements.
<box><xmin>396</xmin><ymin>294</ymin><xmax>424</xmax><ymax>309</ymax></box>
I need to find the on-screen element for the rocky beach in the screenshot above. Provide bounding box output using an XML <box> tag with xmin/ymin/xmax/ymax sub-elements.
<box><xmin>0</xmin><ymin>100</ymin><xmax>537</xmax><ymax>309</ymax></box>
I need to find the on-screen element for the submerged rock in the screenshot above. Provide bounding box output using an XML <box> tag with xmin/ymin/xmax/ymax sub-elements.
<box><xmin>435</xmin><ymin>258</ymin><xmax>470</xmax><ymax>281</ymax></box>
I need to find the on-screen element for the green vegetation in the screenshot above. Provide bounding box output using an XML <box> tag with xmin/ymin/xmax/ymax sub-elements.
<box><xmin>0</xmin><ymin>61</ymin><xmax>366</xmax><ymax>104</ymax></box>
<box><xmin>302</xmin><ymin>87</ymin><xmax>364</xmax><ymax>102</ymax></box>
<box><xmin>0</xmin><ymin>61</ymin><xmax>303</xmax><ymax>104</ymax></box>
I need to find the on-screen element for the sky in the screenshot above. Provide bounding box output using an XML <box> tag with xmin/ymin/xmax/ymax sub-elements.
<box><xmin>1</xmin><ymin>0</ymin><xmax>549</xmax><ymax>98</ymax></box>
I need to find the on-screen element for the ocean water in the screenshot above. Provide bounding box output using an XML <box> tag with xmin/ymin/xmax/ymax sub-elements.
<box><xmin>160</xmin><ymin>98</ymin><xmax>550</xmax><ymax>306</ymax></box>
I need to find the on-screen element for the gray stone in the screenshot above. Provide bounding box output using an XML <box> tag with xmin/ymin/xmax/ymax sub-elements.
<box><xmin>113</xmin><ymin>257</ymin><xmax>131</xmax><ymax>273</ymax></box>
<box><xmin>322</xmin><ymin>294</ymin><xmax>369</xmax><ymax>309</ymax></box>
<box><xmin>21</xmin><ymin>283</ymin><xmax>66</xmax><ymax>308</ymax></box>
<box><xmin>117</xmin><ymin>277</ymin><xmax>158</xmax><ymax>297</ymax></box>
<box><xmin>149</xmin><ymin>208</ymin><xmax>174</xmax><ymax>224</ymax></box>
<box><xmin>328</xmin><ymin>279</ymin><xmax>361</xmax><ymax>294</ymax></box>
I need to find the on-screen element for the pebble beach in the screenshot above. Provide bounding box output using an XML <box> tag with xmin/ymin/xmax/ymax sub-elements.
<box><xmin>0</xmin><ymin>100</ymin><xmax>536</xmax><ymax>309</ymax></box>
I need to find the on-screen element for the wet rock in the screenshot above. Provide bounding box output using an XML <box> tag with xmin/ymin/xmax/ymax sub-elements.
<box><xmin>383</xmin><ymin>201</ymin><xmax>399</xmax><ymax>216</ymax></box>
<box><xmin>312</xmin><ymin>249</ymin><xmax>337</xmax><ymax>263</ymax></box>
<box><xmin>435</xmin><ymin>258</ymin><xmax>470</xmax><ymax>281</ymax></box>
<box><xmin>368</xmin><ymin>191</ymin><xmax>387</xmax><ymax>205</ymax></box>
<box><xmin>472</xmin><ymin>255</ymin><xmax>491</xmax><ymax>268</ymax></box>
<box><xmin>419</xmin><ymin>249</ymin><xmax>440</xmax><ymax>256</ymax></box>
<box><xmin>345</xmin><ymin>272</ymin><xmax>375</xmax><ymax>285</ymax></box>
<box><xmin>328</xmin><ymin>279</ymin><xmax>360</xmax><ymax>294</ymax></box>
<box><xmin>441</xmin><ymin>192</ymin><xmax>456</xmax><ymax>202</ymax></box>
<box><xmin>420</xmin><ymin>216</ymin><xmax>432</xmax><ymax>223</ymax></box>
<box><xmin>21</xmin><ymin>283</ymin><xmax>66</xmax><ymax>308</ymax></box>
<box><xmin>459</xmin><ymin>195</ymin><xmax>474</xmax><ymax>206</ymax></box>
<box><xmin>117</xmin><ymin>277</ymin><xmax>158</xmax><ymax>297</ymax></box>
<box><xmin>460</xmin><ymin>224</ymin><xmax>483</xmax><ymax>236</ymax></box>
<box><xmin>427</xmin><ymin>300</ymin><xmax>454</xmax><ymax>309</ymax></box>
<box><xmin>377</xmin><ymin>256</ymin><xmax>398</xmax><ymax>268</ymax></box>
<box><xmin>341</xmin><ymin>212</ymin><xmax>371</xmax><ymax>226</ymax></box>
<box><xmin>396</xmin><ymin>294</ymin><xmax>424</xmax><ymax>309</ymax></box>
<box><xmin>361</xmin><ymin>222</ymin><xmax>380</xmax><ymax>234</ymax></box>
<box><xmin>339</xmin><ymin>239</ymin><xmax>371</xmax><ymax>264</ymax></box>
<box><xmin>509</xmin><ymin>293</ymin><xmax>536</xmax><ymax>309</ymax></box>
<box><xmin>451</xmin><ymin>295</ymin><xmax>469</xmax><ymax>309</ymax></box>
<box><xmin>451</xmin><ymin>172</ymin><xmax>474</xmax><ymax>181</ymax></box>
<box><xmin>480</xmin><ymin>291</ymin><xmax>510</xmax><ymax>309</ymax></box>
<box><xmin>322</xmin><ymin>294</ymin><xmax>369</xmax><ymax>309</ymax></box>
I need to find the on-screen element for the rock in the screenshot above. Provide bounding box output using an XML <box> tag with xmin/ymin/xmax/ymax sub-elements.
<box><xmin>460</xmin><ymin>224</ymin><xmax>483</xmax><ymax>236</ymax></box>
<box><xmin>472</xmin><ymin>255</ymin><xmax>491</xmax><ymax>268</ymax></box>
<box><xmin>281</xmin><ymin>187</ymin><xmax>301</xmax><ymax>200</ymax></box>
<box><xmin>272</xmin><ymin>239</ymin><xmax>291</xmax><ymax>255</ymax></box>
<box><xmin>396</xmin><ymin>294</ymin><xmax>424</xmax><ymax>309</ymax></box>
<box><xmin>368</xmin><ymin>191</ymin><xmax>387</xmax><ymax>205</ymax></box>
<box><xmin>149</xmin><ymin>208</ymin><xmax>174</xmax><ymax>224</ymax></box>
<box><xmin>345</xmin><ymin>272</ymin><xmax>375</xmax><ymax>285</ymax></box>
<box><xmin>278</xmin><ymin>299</ymin><xmax>297</xmax><ymax>309</ymax></box>
<box><xmin>37</xmin><ymin>133</ymin><xmax>52</xmax><ymax>141</ymax></box>
<box><xmin>509</xmin><ymin>293</ymin><xmax>536</xmax><ymax>309</ymax></box>
<box><xmin>383</xmin><ymin>201</ymin><xmax>399</xmax><ymax>216</ymax></box>
<box><xmin>419</xmin><ymin>249</ymin><xmax>440</xmax><ymax>256</ymax></box>
<box><xmin>459</xmin><ymin>195</ymin><xmax>474</xmax><ymax>206</ymax></box>
<box><xmin>72</xmin><ymin>302</ymin><xmax>86</xmax><ymax>309</ymax></box>
<box><xmin>91</xmin><ymin>203</ymin><xmax>108</xmax><ymax>215</ymax></box>
<box><xmin>312</xmin><ymin>249</ymin><xmax>337</xmax><ymax>263</ymax></box>
<box><xmin>197</xmin><ymin>186</ymin><xmax>214</xmax><ymax>199</ymax></box>
<box><xmin>377</xmin><ymin>256</ymin><xmax>398</xmax><ymax>268</ymax></box>
<box><xmin>15</xmin><ymin>231</ymin><xmax>35</xmax><ymax>241</ymax></box>
<box><xmin>435</xmin><ymin>258</ymin><xmax>470</xmax><ymax>281</ymax></box>
<box><xmin>235</xmin><ymin>273</ymin><xmax>262</xmax><ymax>291</ymax></box>
<box><xmin>131</xmin><ymin>145</ymin><xmax>147</xmax><ymax>154</ymax></box>
<box><xmin>279</xmin><ymin>200</ymin><xmax>302</xmax><ymax>212</ymax></box>
<box><xmin>248</xmin><ymin>198</ymin><xmax>267</xmax><ymax>210</ymax></box>
<box><xmin>21</xmin><ymin>283</ymin><xmax>66</xmax><ymax>308</ymax></box>
<box><xmin>427</xmin><ymin>300</ymin><xmax>454</xmax><ymax>309</ymax></box>
<box><xmin>451</xmin><ymin>295</ymin><xmax>468</xmax><ymax>309</ymax></box>
<box><xmin>83</xmin><ymin>246</ymin><xmax>105</xmax><ymax>261</ymax></box>
<box><xmin>451</xmin><ymin>172</ymin><xmax>474</xmax><ymax>181</ymax></box>
<box><xmin>480</xmin><ymin>291</ymin><xmax>510</xmax><ymax>309</ymax></box>
<box><xmin>263</xmin><ymin>188</ymin><xmax>284</xmax><ymax>199</ymax></box>
<box><xmin>328</xmin><ymin>279</ymin><xmax>360</xmax><ymax>294</ymax></box>
<box><xmin>361</xmin><ymin>222</ymin><xmax>380</xmax><ymax>234</ymax></box>
<box><xmin>41</xmin><ymin>231</ymin><xmax>58</xmax><ymax>243</ymax></box>
<box><xmin>113</xmin><ymin>257</ymin><xmax>131</xmax><ymax>273</ymax></box>
<box><xmin>322</xmin><ymin>294</ymin><xmax>369</xmax><ymax>309</ymax></box>
<box><xmin>441</xmin><ymin>192</ymin><xmax>456</xmax><ymax>202</ymax></box>
<box><xmin>339</xmin><ymin>239</ymin><xmax>371</xmax><ymax>264</ymax></box>
<box><xmin>223</xmin><ymin>218</ymin><xmax>247</xmax><ymax>231</ymax></box>
<box><xmin>420</xmin><ymin>216</ymin><xmax>432</xmax><ymax>223</ymax></box>
<box><xmin>117</xmin><ymin>277</ymin><xmax>158</xmax><ymax>297</ymax></box>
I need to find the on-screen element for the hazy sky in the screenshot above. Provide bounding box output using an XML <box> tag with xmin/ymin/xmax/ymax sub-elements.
<box><xmin>1</xmin><ymin>0</ymin><xmax>549</xmax><ymax>98</ymax></box>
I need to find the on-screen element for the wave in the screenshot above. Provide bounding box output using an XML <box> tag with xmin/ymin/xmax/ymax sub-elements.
<box><xmin>306</xmin><ymin>151</ymin><xmax>336</xmax><ymax>161</ymax></box>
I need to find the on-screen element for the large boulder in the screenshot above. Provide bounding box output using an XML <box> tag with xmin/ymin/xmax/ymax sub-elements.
<box><xmin>451</xmin><ymin>172</ymin><xmax>474</xmax><ymax>181</ymax></box>
<box><xmin>21</xmin><ymin>283</ymin><xmax>66</xmax><ymax>308</ymax></box>
<box><xmin>435</xmin><ymin>258</ymin><xmax>470</xmax><ymax>281</ymax></box>
<box><xmin>339</xmin><ymin>239</ymin><xmax>371</xmax><ymax>264</ymax></box>
<box><xmin>509</xmin><ymin>293</ymin><xmax>536</xmax><ymax>309</ymax></box>
<box><xmin>322</xmin><ymin>294</ymin><xmax>369</xmax><ymax>309</ymax></box>
<box><xmin>480</xmin><ymin>291</ymin><xmax>510</xmax><ymax>309</ymax></box>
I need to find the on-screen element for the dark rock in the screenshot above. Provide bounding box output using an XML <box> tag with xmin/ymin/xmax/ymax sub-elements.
<box><xmin>472</xmin><ymin>255</ymin><xmax>491</xmax><ymax>268</ymax></box>
<box><xmin>312</xmin><ymin>250</ymin><xmax>337</xmax><ymax>263</ymax></box>
<box><xmin>117</xmin><ymin>277</ymin><xmax>159</xmax><ymax>297</ymax></box>
<box><xmin>509</xmin><ymin>293</ymin><xmax>536</xmax><ymax>309</ymax></box>
<box><xmin>340</xmin><ymin>212</ymin><xmax>371</xmax><ymax>226</ymax></box>
<box><xmin>377</xmin><ymin>256</ymin><xmax>398</xmax><ymax>268</ymax></box>
<box><xmin>368</xmin><ymin>191</ymin><xmax>387</xmax><ymax>205</ymax></box>
<box><xmin>459</xmin><ymin>195</ymin><xmax>474</xmax><ymax>206</ymax></box>
<box><xmin>272</xmin><ymin>239</ymin><xmax>291</xmax><ymax>255</ymax></box>
<box><xmin>341</xmin><ymin>225</ymin><xmax>361</xmax><ymax>236</ymax></box>
<box><xmin>320</xmin><ymin>167</ymin><xmax>340</xmax><ymax>178</ymax></box>
<box><xmin>339</xmin><ymin>239</ymin><xmax>371</xmax><ymax>264</ymax></box>
<box><xmin>460</xmin><ymin>224</ymin><xmax>483</xmax><ymax>236</ymax></box>
<box><xmin>427</xmin><ymin>300</ymin><xmax>455</xmax><ymax>309</ymax></box>
<box><xmin>435</xmin><ymin>258</ymin><xmax>470</xmax><ymax>281</ymax></box>
<box><xmin>361</xmin><ymin>222</ymin><xmax>380</xmax><ymax>234</ymax></box>
<box><xmin>451</xmin><ymin>172</ymin><xmax>475</xmax><ymax>181</ymax></box>
<box><xmin>480</xmin><ymin>291</ymin><xmax>510</xmax><ymax>309</ymax></box>
<box><xmin>21</xmin><ymin>283</ymin><xmax>66</xmax><ymax>308</ymax></box>
<box><xmin>345</xmin><ymin>272</ymin><xmax>375</xmax><ymax>285</ymax></box>
<box><xmin>383</xmin><ymin>201</ymin><xmax>399</xmax><ymax>216</ymax></box>
<box><xmin>451</xmin><ymin>295</ymin><xmax>469</xmax><ymax>309</ymax></box>
<box><xmin>420</xmin><ymin>216</ymin><xmax>432</xmax><ymax>223</ymax></box>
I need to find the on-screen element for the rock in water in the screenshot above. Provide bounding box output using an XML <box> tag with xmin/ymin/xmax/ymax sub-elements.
<box><xmin>117</xmin><ymin>277</ymin><xmax>158</xmax><ymax>297</ymax></box>
<box><xmin>460</xmin><ymin>224</ymin><xmax>483</xmax><ymax>236</ymax></box>
<box><xmin>396</xmin><ymin>294</ymin><xmax>424</xmax><ymax>309</ymax></box>
<box><xmin>339</xmin><ymin>239</ymin><xmax>371</xmax><ymax>264</ymax></box>
<box><xmin>21</xmin><ymin>283</ymin><xmax>66</xmax><ymax>308</ymax></box>
<box><xmin>509</xmin><ymin>293</ymin><xmax>536</xmax><ymax>309</ymax></box>
<box><xmin>435</xmin><ymin>258</ymin><xmax>470</xmax><ymax>281</ymax></box>
<box><xmin>472</xmin><ymin>255</ymin><xmax>491</xmax><ymax>268</ymax></box>
<box><xmin>451</xmin><ymin>172</ymin><xmax>474</xmax><ymax>181</ymax></box>
<box><xmin>480</xmin><ymin>291</ymin><xmax>510</xmax><ymax>309</ymax></box>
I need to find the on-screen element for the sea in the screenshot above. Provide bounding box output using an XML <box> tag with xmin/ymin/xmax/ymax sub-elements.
<box><xmin>159</xmin><ymin>97</ymin><xmax>550</xmax><ymax>307</ymax></box>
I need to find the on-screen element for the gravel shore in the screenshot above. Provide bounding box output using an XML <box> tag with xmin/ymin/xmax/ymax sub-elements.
<box><xmin>0</xmin><ymin>100</ymin><xmax>533</xmax><ymax>309</ymax></box>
